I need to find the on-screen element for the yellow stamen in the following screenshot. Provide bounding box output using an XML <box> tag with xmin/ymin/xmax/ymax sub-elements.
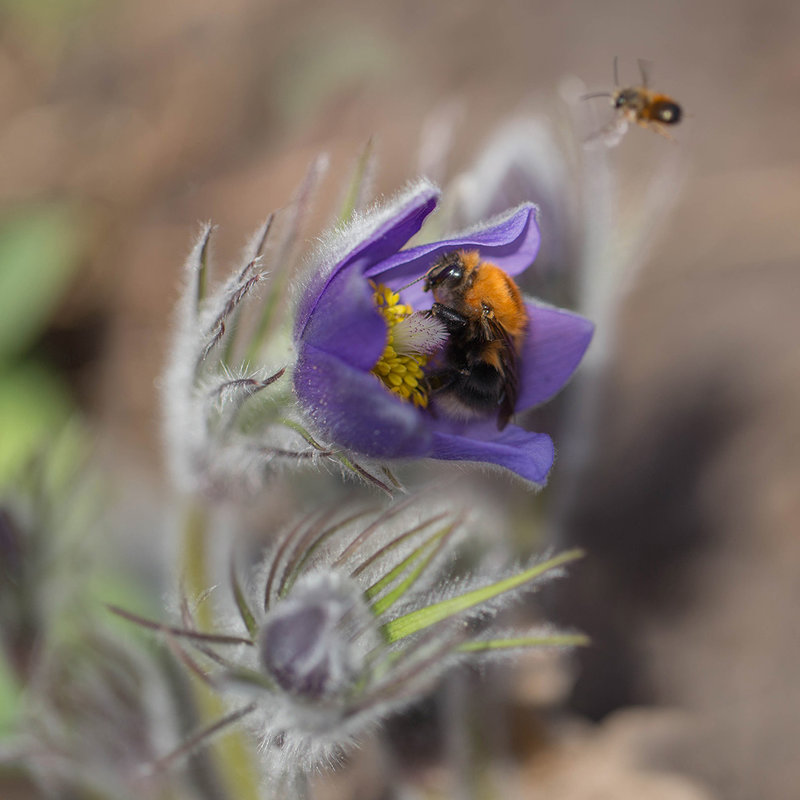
<box><xmin>370</xmin><ymin>282</ymin><xmax>430</xmax><ymax>408</ymax></box>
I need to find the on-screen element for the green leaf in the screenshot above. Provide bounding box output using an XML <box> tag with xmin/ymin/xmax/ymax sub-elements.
<box><xmin>382</xmin><ymin>549</ymin><xmax>584</xmax><ymax>643</ymax></box>
<box><xmin>0</xmin><ymin>363</ymin><xmax>72</xmax><ymax>485</ymax></box>
<box><xmin>279</xmin><ymin>418</ymin><xmax>326</xmax><ymax>451</ymax></box>
<box><xmin>369</xmin><ymin>526</ymin><xmax>454</xmax><ymax>616</ymax></box>
<box><xmin>224</xmin><ymin>666</ymin><xmax>276</xmax><ymax>692</ymax></box>
<box><xmin>230</xmin><ymin>560</ymin><xmax>259</xmax><ymax>639</ymax></box>
<box><xmin>351</xmin><ymin>513</ymin><xmax>448</xmax><ymax>578</ymax></box>
<box><xmin>195</xmin><ymin>223</ymin><xmax>212</xmax><ymax>307</ymax></box>
<box><xmin>0</xmin><ymin>205</ymin><xmax>86</xmax><ymax>361</ymax></box>
<box><xmin>35</xmin><ymin>419</ymin><xmax>91</xmax><ymax>498</ymax></box>
<box><xmin>459</xmin><ymin>633</ymin><xmax>590</xmax><ymax>652</ymax></box>
<box><xmin>365</xmin><ymin>522</ymin><xmax>454</xmax><ymax>615</ymax></box>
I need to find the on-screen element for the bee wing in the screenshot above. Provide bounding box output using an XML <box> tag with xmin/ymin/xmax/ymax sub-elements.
<box><xmin>637</xmin><ymin>58</ymin><xmax>654</xmax><ymax>88</ymax></box>
<box><xmin>584</xmin><ymin>116</ymin><xmax>629</xmax><ymax>149</ymax></box>
<box><xmin>486</xmin><ymin>317</ymin><xmax>520</xmax><ymax>431</ymax></box>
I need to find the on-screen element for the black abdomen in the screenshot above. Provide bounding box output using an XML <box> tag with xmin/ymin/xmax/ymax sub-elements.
<box><xmin>651</xmin><ymin>100</ymin><xmax>682</xmax><ymax>124</ymax></box>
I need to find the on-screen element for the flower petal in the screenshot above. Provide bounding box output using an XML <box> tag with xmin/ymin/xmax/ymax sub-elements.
<box><xmin>294</xmin><ymin>345</ymin><xmax>432</xmax><ymax>458</ymax></box>
<box><xmin>367</xmin><ymin>204</ymin><xmax>540</xmax><ymax>309</ymax></box>
<box><xmin>517</xmin><ymin>301</ymin><xmax>594</xmax><ymax>410</ymax></box>
<box><xmin>295</xmin><ymin>183</ymin><xmax>439</xmax><ymax>337</ymax></box>
<box><xmin>430</xmin><ymin>424</ymin><xmax>554</xmax><ymax>485</ymax></box>
<box><xmin>299</xmin><ymin>259</ymin><xmax>387</xmax><ymax>371</ymax></box>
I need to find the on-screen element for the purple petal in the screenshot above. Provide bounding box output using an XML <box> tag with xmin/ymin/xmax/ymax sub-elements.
<box><xmin>294</xmin><ymin>345</ymin><xmax>432</xmax><ymax>458</ymax></box>
<box><xmin>517</xmin><ymin>301</ymin><xmax>594</xmax><ymax>410</ymax></box>
<box><xmin>366</xmin><ymin>204</ymin><xmax>540</xmax><ymax>310</ymax></box>
<box><xmin>295</xmin><ymin>184</ymin><xmax>439</xmax><ymax>337</ymax></box>
<box><xmin>299</xmin><ymin>258</ymin><xmax>387</xmax><ymax>371</ymax></box>
<box><xmin>430</xmin><ymin>424</ymin><xmax>554</xmax><ymax>485</ymax></box>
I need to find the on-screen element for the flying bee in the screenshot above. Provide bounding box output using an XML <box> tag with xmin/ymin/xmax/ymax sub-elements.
<box><xmin>584</xmin><ymin>58</ymin><xmax>682</xmax><ymax>146</ymax></box>
<box><xmin>422</xmin><ymin>249</ymin><xmax>528</xmax><ymax>430</ymax></box>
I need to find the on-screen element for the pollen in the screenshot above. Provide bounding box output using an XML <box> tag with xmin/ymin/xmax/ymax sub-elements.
<box><xmin>370</xmin><ymin>283</ymin><xmax>432</xmax><ymax>408</ymax></box>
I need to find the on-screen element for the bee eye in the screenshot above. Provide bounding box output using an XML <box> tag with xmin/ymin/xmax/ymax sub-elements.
<box><xmin>425</xmin><ymin>254</ymin><xmax>464</xmax><ymax>290</ymax></box>
<box><xmin>441</xmin><ymin>263</ymin><xmax>463</xmax><ymax>283</ymax></box>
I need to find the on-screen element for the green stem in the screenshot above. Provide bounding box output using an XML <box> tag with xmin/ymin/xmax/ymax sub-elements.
<box><xmin>180</xmin><ymin>502</ymin><xmax>262</xmax><ymax>800</ymax></box>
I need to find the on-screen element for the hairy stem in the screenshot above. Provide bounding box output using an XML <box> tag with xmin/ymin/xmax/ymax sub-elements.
<box><xmin>180</xmin><ymin>502</ymin><xmax>261</xmax><ymax>800</ymax></box>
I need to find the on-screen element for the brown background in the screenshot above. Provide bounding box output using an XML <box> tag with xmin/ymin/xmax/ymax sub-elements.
<box><xmin>2</xmin><ymin>1</ymin><xmax>799</xmax><ymax>798</ymax></box>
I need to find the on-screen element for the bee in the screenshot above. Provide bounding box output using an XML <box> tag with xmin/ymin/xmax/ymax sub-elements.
<box><xmin>584</xmin><ymin>58</ymin><xmax>682</xmax><ymax>145</ymax></box>
<box><xmin>423</xmin><ymin>249</ymin><xmax>528</xmax><ymax>430</ymax></box>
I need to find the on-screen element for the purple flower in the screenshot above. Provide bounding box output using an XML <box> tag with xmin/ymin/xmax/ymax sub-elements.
<box><xmin>293</xmin><ymin>181</ymin><xmax>593</xmax><ymax>485</ymax></box>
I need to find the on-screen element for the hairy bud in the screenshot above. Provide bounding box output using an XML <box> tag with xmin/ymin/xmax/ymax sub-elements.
<box><xmin>259</xmin><ymin>573</ymin><xmax>375</xmax><ymax>701</ymax></box>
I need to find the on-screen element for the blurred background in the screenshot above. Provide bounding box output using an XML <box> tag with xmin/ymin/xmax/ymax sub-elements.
<box><xmin>1</xmin><ymin>0</ymin><xmax>799</xmax><ymax>798</ymax></box>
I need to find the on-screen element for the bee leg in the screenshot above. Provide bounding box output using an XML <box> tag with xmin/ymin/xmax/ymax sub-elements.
<box><xmin>497</xmin><ymin>391</ymin><xmax>513</xmax><ymax>431</ymax></box>
<box><xmin>652</xmin><ymin>122</ymin><xmax>675</xmax><ymax>141</ymax></box>
<box><xmin>636</xmin><ymin>118</ymin><xmax>674</xmax><ymax>140</ymax></box>
<box><xmin>427</xmin><ymin>303</ymin><xmax>469</xmax><ymax>334</ymax></box>
<box><xmin>425</xmin><ymin>368</ymin><xmax>460</xmax><ymax>395</ymax></box>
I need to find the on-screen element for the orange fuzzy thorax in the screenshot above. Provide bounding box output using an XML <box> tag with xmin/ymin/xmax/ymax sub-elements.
<box><xmin>459</xmin><ymin>254</ymin><xmax>528</xmax><ymax>343</ymax></box>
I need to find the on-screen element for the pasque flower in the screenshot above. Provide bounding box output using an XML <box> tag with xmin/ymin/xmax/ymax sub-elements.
<box><xmin>293</xmin><ymin>180</ymin><xmax>594</xmax><ymax>485</ymax></box>
<box><xmin>111</xmin><ymin>498</ymin><xmax>585</xmax><ymax>779</ymax></box>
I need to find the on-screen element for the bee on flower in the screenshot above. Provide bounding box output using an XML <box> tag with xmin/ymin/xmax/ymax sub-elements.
<box><xmin>162</xmin><ymin>166</ymin><xmax>592</xmax><ymax>497</ymax></box>
<box><xmin>293</xmin><ymin>180</ymin><xmax>594</xmax><ymax>486</ymax></box>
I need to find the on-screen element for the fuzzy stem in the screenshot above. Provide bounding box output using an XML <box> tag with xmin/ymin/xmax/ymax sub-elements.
<box><xmin>180</xmin><ymin>502</ymin><xmax>261</xmax><ymax>800</ymax></box>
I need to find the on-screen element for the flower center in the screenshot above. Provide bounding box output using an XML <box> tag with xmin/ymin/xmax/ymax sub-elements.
<box><xmin>370</xmin><ymin>283</ymin><xmax>442</xmax><ymax>408</ymax></box>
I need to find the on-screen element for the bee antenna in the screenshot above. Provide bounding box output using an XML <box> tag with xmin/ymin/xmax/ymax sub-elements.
<box><xmin>613</xmin><ymin>55</ymin><xmax>620</xmax><ymax>87</ymax></box>
<box><xmin>581</xmin><ymin>91</ymin><xmax>613</xmax><ymax>101</ymax></box>
<box><xmin>397</xmin><ymin>274</ymin><xmax>427</xmax><ymax>292</ymax></box>
<box><xmin>637</xmin><ymin>58</ymin><xmax>652</xmax><ymax>88</ymax></box>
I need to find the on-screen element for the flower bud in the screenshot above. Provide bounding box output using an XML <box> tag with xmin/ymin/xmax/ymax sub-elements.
<box><xmin>259</xmin><ymin>572</ymin><xmax>375</xmax><ymax>702</ymax></box>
